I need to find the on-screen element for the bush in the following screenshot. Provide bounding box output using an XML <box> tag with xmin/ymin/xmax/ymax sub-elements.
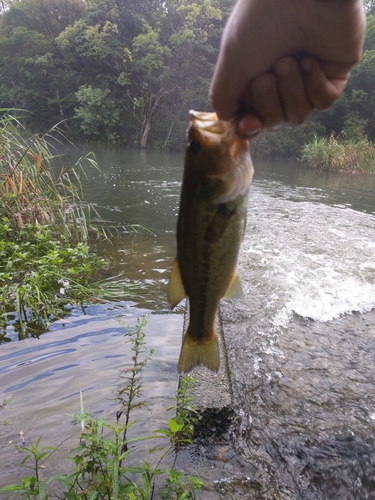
<box><xmin>301</xmin><ymin>133</ymin><xmax>375</xmax><ymax>173</ymax></box>
<box><xmin>0</xmin><ymin>113</ymin><xmax>136</xmax><ymax>341</ymax></box>
<box><xmin>251</xmin><ymin>118</ymin><xmax>326</xmax><ymax>159</ymax></box>
<box><xmin>0</xmin><ymin>220</ymin><xmax>104</xmax><ymax>341</ymax></box>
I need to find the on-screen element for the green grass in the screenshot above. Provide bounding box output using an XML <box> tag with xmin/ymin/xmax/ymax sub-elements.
<box><xmin>301</xmin><ymin>133</ymin><xmax>375</xmax><ymax>173</ymax></box>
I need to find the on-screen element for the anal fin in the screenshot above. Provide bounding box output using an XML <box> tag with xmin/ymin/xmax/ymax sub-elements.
<box><xmin>224</xmin><ymin>271</ymin><xmax>243</xmax><ymax>299</ymax></box>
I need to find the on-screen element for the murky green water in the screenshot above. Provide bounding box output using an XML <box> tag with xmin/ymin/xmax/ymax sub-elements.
<box><xmin>1</xmin><ymin>147</ymin><xmax>375</xmax><ymax>498</ymax></box>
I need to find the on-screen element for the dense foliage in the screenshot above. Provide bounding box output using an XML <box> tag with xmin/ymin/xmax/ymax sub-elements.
<box><xmin>1</xmin><ymin>0</ymin><xmax>375</xmax><ymax>155</ymax></box>
<box><xmin>0</xmin><ymin>0</ymin><xmax>232</xmax><ymax>149</ymax></box>
<box><xmin>0</xmin><ymin>221</ymin><xmax>103</xmax><ymax>341</ymax></box>
<box><xmin>0</xmin><ymin>114</ymin><xmax>140</xmax><ymax>342</ymax></box>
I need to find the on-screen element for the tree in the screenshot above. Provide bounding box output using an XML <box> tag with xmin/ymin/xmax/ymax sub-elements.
<box><xmin>75</xmin><ymin>85</ymin><xmax>121</xmax><ymax>143</ymax></box>
<box><xmin>0</xmin><ymin>0</ymin><xmax>85</xmax><ymax>130</ymax></box>
<box><xmin>0</xmin><ymin>0</ymin><xmax>234</xmax><ymax>148</ymax></box>
<box><xmin>153</xmin><ymin>0</ymin><xmax>224</xmax><ymax>149</ymax></box>
<box><xmin>118</xmin><ymin>22</ymin><xmax>171</xmax><ymax>148</ymax></box>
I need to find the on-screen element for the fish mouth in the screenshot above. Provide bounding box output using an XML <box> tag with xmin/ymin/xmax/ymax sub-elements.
<box><xmin>189</xmin><ymin>111</ymin><xmax>226</xmax><ymax>135</ymax></box>
<box><xmin>188</xmin><ymin>110</ymin><xmax>248</xmax><ymax>159</ymax></box>
<box><xmin>188</xmin><ymin>110</ymin><xmax>253</xmax><ymax>204</ymax></box>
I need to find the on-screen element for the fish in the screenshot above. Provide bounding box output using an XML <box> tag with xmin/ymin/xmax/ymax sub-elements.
<box><xmin>167</xmin><ymin>110</ymin><xmax>254</xmax><ymax>373</ymax></box>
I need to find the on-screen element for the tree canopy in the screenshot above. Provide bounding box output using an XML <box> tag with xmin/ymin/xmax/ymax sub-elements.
<box><xmin>0</xmin><ymin>0</ymin><xmax>374</xmax><ymax>153</ymax></box>
<box><xmin>0</xmin><ymin>0</ymin><xmax>231</xmax><ymax>148</ymax></box>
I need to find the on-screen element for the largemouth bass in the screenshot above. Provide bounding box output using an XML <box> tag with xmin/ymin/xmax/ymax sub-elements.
<box><xmin>167</xmin><ymin>110</ymin><xmax>254</xmax><ymax>373</ymax></box>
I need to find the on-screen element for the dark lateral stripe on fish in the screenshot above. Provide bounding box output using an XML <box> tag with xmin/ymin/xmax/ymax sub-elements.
<box><xmin>198</xmin><ymin>238</ymin><xmax>212</xmax><ymax>337</ymax></box>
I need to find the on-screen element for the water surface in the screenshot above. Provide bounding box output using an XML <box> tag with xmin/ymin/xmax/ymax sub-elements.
<box><xmin>213</xmin><ymin>161</ymin><xmax>375</xmax><ymax>499</ymax></box>
<box><xmin>1</xmin><ymin>149</ymin><xmax>375</xmax><ymax>499</ymax></box>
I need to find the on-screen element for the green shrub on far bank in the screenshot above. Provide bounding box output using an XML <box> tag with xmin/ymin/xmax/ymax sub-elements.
<box><xmin>301</xmin><ymin>134</ymin><xmax>375</xmax><ymax>173</ymax></box>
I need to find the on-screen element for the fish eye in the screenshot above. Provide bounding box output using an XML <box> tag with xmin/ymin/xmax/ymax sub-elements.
<box><xmin>188</xmin><ymin>140</ymin><xmax>201</xmax><ymax>154</ymax></box>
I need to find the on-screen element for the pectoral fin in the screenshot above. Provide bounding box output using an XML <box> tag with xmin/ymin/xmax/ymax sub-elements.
<box><xmin>167</xmin><ymin>258</ymin><xmax>187</xmax><ymax>308</ymax></box>
<box><xmin>224</xmin><ymin>272</ymin><xmax>243</xmax><ymax>299</ymax></box>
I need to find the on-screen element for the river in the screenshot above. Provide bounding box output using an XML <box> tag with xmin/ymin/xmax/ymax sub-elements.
<box><xmin>1</xmin><ymin>147</ymin><xmax>375</xmax><ymax>499</ymax></box>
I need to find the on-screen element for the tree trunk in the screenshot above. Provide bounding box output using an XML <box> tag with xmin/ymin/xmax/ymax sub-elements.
<box><xmin>56</xmin><ymin>89</ymin><xmax>64</xmax><ymax>117</ymax></box>
<box><xmin>140</xmin><ymin>110</ymin><xmax>151</xmax><ymax>149</ymax></box>
<box><xmin>139</xmin><ymin>88</ymin><xmax>169</xmax><ymax>149</ymax></box>
<box><xmin>163</xmin><ymin>120</ymin><xmax>175</xmax><ymax>149</ymax></box>
<box><xmin>56</xmin><ymin>89</ymin><xmax>70</xmax><ymax>131</ymax></box>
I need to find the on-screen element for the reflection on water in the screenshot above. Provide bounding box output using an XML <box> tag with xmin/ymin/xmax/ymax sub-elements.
<box><xmin>0</xmin><ymin>304</ymin><xmax>183</xmax><ymax>487</ymax></box>
<box><xmin>73</xmin><ymin>146</ymin><xmax>184</xmax><ymax>233</ymax></box>
<box><xmin>1</xmin><ymin>148</ymin><xmax>375</xmax><ymax>498</ymax></box>
<box><xmin>255</xmin><ymin>159</ymin><xmax>375</xmax><ymax>215</ymax></box>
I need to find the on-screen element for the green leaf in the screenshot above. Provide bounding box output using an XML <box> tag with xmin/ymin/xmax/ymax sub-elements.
<box><xmin>0</xmin><ymin>485</ymin><xmax>24</xmax><ymax>492</ymax></box>
<box><xmin>169</xmin><ymin>417</ymin><xmax>183</xmax><ymax>434</ymax></box>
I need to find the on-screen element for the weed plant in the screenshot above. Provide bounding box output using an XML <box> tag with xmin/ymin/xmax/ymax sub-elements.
<box><xmin>0</xmin><ymin>112</ymin><xmax>97</xmax><ymax>238</ymax></box>
<box><xmin>0</xmin><ymin>219</ymin><xmax>105</xmax><ymax>341</ymax></box>
<box><xmin>302</xmin><ymin>133</ymin><xmax>375</xmax><ymax>173</ymax></box>
<box><xmin>169</xmin><ymin>377</ymin><xmax>199</xmax><ymax>460</ymax></box>
<box><xmin>0</xmin><ymin>317</ymin><xmax>204</xmax><ymax>499</ymax></box>
<box><xmin>0</xmin><ymin>113</ymin><xmax>139</xmax><ymax>341</ymax></box>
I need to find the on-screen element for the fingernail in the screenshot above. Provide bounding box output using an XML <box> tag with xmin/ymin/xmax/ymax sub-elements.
<box><xmin>247</xmin><ymin>129</ymin><xmax>261</xmax><ymax>138</ymax></box>
<box><xmin>238</xmin><ymin>126</ymin><xmax>261</xmax><ymax>140</ymax></box>
<box><xmin>238</xmin><ymin>115</ymin><xmax>263</xmax><ymax>138</ymax></box>
<box><xmin>269</xmin><ymin>124</ymin><xmax>283</xmax><ymax>132</ymax></box>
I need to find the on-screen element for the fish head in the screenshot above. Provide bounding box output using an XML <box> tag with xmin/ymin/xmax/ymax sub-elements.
<box><xmin>185</xmin><ymin>110</ymin><xmax>253</xmax><ymax>203</ymax></box>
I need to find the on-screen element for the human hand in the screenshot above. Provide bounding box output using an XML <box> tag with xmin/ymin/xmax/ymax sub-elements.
<box><xmin>209</xmin><ymin>0</ymin><xmax>366</xmax><ymax>138</ymax></box>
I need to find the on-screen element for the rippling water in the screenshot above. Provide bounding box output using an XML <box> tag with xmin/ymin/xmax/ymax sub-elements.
<box><xmin>1</xmin><ymin>149</ymin><xmax>375</xmax><ymax>498</ymax></box>
<box><xmin>215</xmin><ymin>165</ymin><xmax>375</xmax><ymax>499</ymax></box>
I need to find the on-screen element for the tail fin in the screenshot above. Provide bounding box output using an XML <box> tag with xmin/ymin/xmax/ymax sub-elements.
<box><xmin>177</xmin><ymin>327</ymin><xmax>220</xmax><ymax>373</ymax></box>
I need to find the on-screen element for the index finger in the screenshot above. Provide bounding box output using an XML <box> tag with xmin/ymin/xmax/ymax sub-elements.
<box><xmin>209</xmin><ymin>51</ymin><xmax>249</xmax><ymax>120</ymax></box>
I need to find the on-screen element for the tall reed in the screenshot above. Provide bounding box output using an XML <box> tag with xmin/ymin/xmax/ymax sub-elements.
<box><xmin>301</xmin><ymin>133</ymin><xmax>375</xmax><ymax>173</ymax></box>
<box><xmin>0</xmin><ymin>113</ymin><xmax>136</xmax><ymax>341</ymax></box>
<box><xmin>0</xmin><ymin>112</ymin><xmax>100</xmax><ymax>241</ymax></box>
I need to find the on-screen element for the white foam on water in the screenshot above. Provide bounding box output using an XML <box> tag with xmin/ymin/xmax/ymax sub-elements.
<box><xmin>240</xmin><ymin>184</ymin><xmax>375</xmax><ymax>327</ymax></box>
